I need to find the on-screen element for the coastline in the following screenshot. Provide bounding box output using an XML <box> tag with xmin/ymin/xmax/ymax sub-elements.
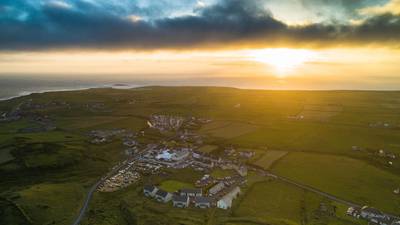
<box><xmin>0</xmin><ymin>84</ymin><xmax>140</xmax><ymax>102</ymax></box>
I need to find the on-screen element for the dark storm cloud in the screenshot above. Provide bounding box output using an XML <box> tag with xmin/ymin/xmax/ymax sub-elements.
<box><xmin>0</xmin><ymin>0</ymin><xmax>399</xmax><ymax>50</ymax></box>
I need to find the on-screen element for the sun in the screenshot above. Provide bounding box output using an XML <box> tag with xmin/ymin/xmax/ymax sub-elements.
<box><xmin>249</xmin><ymin>48</ymin><xmax>317</xmax><ymax>76</ymax></box>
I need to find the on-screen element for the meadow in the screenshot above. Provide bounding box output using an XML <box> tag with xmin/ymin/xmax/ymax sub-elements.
<box><xmin>0</xmin><ymin>87</ymin><xmax>400</xmax><ymax>224</ymax></box>
<box><xmin>272</xmin><ymin>152</ymin><xmax>400</xmax><ymax>214</ymax></box>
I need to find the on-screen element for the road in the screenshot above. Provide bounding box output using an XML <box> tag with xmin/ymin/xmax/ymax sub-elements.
<box><xmin>72</xmin><ymin>159</ymin><xmax>134</xmax><ymax>225</ymax></box>
<box><xmin>72</xmin><ymin>179</ymin><xmax>103</xmax><ymax>225</ymax></box>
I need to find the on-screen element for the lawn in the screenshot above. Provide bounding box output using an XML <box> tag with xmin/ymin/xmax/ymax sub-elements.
<box><xmin>159</xmin><ymin>180</ymin><xmax>194</xmax><ymax>193</ymax></box>
<box><xmin>272</xmin><ymin>152</ymin><xmax>400</xmax><ymax>214</ymax></box>
<box><xmin>252</xmin><ymin>150</ymin><xmax>288</xmax><ymax>170</ymax></box>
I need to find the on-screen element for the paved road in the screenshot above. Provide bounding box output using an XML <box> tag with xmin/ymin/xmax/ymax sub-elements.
<box><xmin>72</xmin><ymin>160</ymin><xmax>133</xmax><ymax>225</ymax></box>
<box><xmin>72</xmin><ymin>179</ymin><xmax>103</xmax><ymax>225</ymax></box>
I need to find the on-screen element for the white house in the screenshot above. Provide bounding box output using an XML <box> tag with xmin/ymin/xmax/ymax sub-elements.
<box><xmin>217</xmin><ymin>186</ymin><xmax>240</xmax><ymax>210</ymax></box>
<box><xmin>143</xmin><ymin>185</ymin><xmax>158</xmax><ymax>197</ymax></box>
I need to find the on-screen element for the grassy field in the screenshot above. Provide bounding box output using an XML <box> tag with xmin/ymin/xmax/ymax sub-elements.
<box><xmin>199</xmin><ymin>120</ymin><xmax>259</xmax><ymax>139</ymax></box>
<box><xmin>211</xmin><ymin>168</ymin><xmax>236</xmax><ymax>179</ymax></box>
<box><xmin>0</xmin><ymin>147</ymin><xmax>15</xmax><ymax>164</ymax></box>
<box><xmin>252</xmin><ymin>150</ymin><xmax>288</xmax><ymax>170</ymax></box>
<box><xmin>272</xmin><ymin>152</ymin><xmax>400</xmax><ymax>214</ymax></box>
<box><xmin>1</xmin><ymin>87</ymin><xmax>400</xmax><ymax>224</ymax></box>
<box><xmin>234</xmin><ymin>180</ymin><xmax>366</xmax><ymax>225</ymax></box>
<box><xmin>159</xmin><ymin>180</ymin><xmax>194</xmax><ymax>193</ymax></box>
<box><xmin>197</xmin><ymin>145</ymin><xmax>219</xmax><ymax>154</ymax></box>
<box><xmin>15</xmin><ymin>182</ymin><xmax>85</xmax><ymax>225</ymax></box>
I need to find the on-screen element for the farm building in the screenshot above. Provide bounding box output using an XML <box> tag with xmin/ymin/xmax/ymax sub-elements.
<box><xmin>155</xmin><ymin>189</ymin><xmax>173</xmax><ymax>203</ymax></box>
<box><xmin>172</xmin><ymin>195</ymin><xmax>190</xmax><ymax>208</ymax></box>
<box><xmin>180</xmin><ymin>188</ymin><xmax>202</xmax><ymax>197</ymax></box>
<box><xmin>143</xmin><ymin>185</ymin><xmax>158</xmax><ymax>197</ymax></box>
<box><xmin>194</xmin><ymin>196</ymin><xmax>212</xmax><ymax>208</ymax></box>
<box><xmin>217</xmin><ymin>186</ymin><xmax>241</xmax><ymax>210</ymax></box>
<box><xmin>209</xmin><ymin>182</ymin><xmax>225</xmax><ymax>195</ymax></box>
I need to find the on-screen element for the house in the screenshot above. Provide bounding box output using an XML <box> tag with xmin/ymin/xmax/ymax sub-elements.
<box><xmin>217</xmin><ymin>186</ymin><xmax>241</xmax><ymax>210</ymax></box>
<box><xmin>171</xmin><ymin>148</ymin><xmax>190</xmax><ymax>161</ymax></box>
<box><xmin>360</xmin><ymin>206</ymin><xmax>385</xmax><ymax>219</ymax></box>
<box><xmin>194</xmin><ymin>196</ymin><xmax>212</xmax><ymax>208</ymax></box>
<box><xmin>143</xmin><ymin>185</ymin><xmax>158</xmax><ymax>197</ymax></box>
<box><xmin>180</xmin><ymin>188</ymin><xmax>202</xmax><ymax>197</ymax></box>
<box><xmin>172</xmin><ymin>195</ymin><xmax>190</xmax><ymax>208</ymax></box>
<box><xmin>155</xmin><ymin>189</ymin><xmax>173</xmax><ymax>203</ymax></box>
<box><xmin>209</xmin><ymin>182</ymin><xmax>225</xmax><ymax>195</ymax></box>
<box><xmin>236</xmin><ymin>165</ymin><xmax>248</xmax><ymax>177</ymax></box>
<box><xmin>346</xmin><ymin>206</ymin><xmax>361</xmax><ymax>218</ymax></box>
<box><xmin>370</xmin><ymin>216</ymin><xmax>396</xmax><ymax>225</ymax></box>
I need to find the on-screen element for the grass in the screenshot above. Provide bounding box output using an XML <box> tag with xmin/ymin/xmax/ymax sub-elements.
<box><xmin>15</xmin><ymin>182</ymin><xmax>85</xmax><ymax>225</ymax></box>
<box><xmin>252</xmin><ymin>150</ymin><xmax>288</xmax><ymax>170</ymax></box>
<box><xmin>197</xmin><ymin>145</ymin><xmax>219</xmax><ymax>154</ymax></box>
<box><xmin>1</xmin><ymin>87</ymin><xmax>400</xmax><ymax>224</ymax></box>
<box><xmin>272</xmin><ymin>152</ymin><xmax>400</xmax><ymax>215</ymax></box>
<box><xmin>199</xmin><ymin>121</ymin><xmax>259</xmax><ymax>139</ymax></box>
<box><xmin>211</xmin><ymin>168</ymin><xmax>236</xmax><ymax>179</ymax></box>
<box><xmin>0</xmin><ymin>147</ymin><xmax>15</xmax><ymax>164</ymax></box>
<box><xmin>159</xmin><ymin>180</ymin><xmax>194</xmax><ymax>193</ymax></box>
<box><xmin>234</xmin><ymin>180</ymin><xmax>366</xmax><ymax>225</ymax></box>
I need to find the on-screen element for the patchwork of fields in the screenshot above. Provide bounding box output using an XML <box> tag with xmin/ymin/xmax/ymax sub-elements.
<box><xmin>272</xmin><ymin>152</ymin><xmax>400</xmax><ymax>214</ymax></box>
<box><xmin>1</xmin><ymin>87</ymin><xmax>400</xmax><ymax>225</ymax></box>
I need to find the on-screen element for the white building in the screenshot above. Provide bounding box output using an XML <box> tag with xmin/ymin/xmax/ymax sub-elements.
<box><xmin>217</xmin><ymin>186</ymin><xmax>240</xmax><ymax>210</ymax></box>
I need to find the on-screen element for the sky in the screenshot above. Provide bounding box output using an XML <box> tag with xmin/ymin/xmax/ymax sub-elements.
<box><xmin>0</xmin><ymin>0</ymin><xmax>400</xmax><ymax>89</ymax></box>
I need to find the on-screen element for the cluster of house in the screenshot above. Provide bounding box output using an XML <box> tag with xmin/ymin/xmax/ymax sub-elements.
<box><xmin>369</xmin><ymin>122</ymin><xmax>397</xmax><ymax>129</ymax></box>
<box><xmin>147</xmin><ymin>114</ymin><xmax>212</xmax><ymax>133</ymax></box>
<box><xmin>98</xmin><ymin>161</ymin><xmax>140</xmax><ymax>192</ymax></box>
<box><xmin>89</xmin><ymin>129</ymin><xmax>134</xmax><ymax>144</ymax></box>
<box><xmin>147</xmin><ymin>115</ymin><xmax>186</xmax><ymax>132</ymax></box>
<box><xmin>347</xmin><ymin>206</ymin><xmax>400</xmax><ymax>225</ymax></box>
<box><xmin>143</xmin><ymin>184</ymin><xmax>241</xmax><ymax>210</ymax></box>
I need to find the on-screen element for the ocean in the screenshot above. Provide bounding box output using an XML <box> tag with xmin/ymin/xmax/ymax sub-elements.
<box><xmin>0</xmin><ymin>76</ymin><xmax>142</xmax><ymax>101</ymax></box>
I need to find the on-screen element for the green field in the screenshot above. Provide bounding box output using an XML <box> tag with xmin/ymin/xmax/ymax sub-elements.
<box><xmin>159</xmin><ymin>180</ymin><xmax>194</xmax><ymax>193</ymax></box>
<box><xmin>0</xmin><ymin>87</ymin><xmax>400</xmax><ymax>224</ymax></box>
<box><xmin>252</xmin><ymin>150</ymin><xmax>288</xmax><ymax>169</ymax></box>
<box><xmin>199</xmin><ymin>120</ymin><xmax>259</xmax><ymax>139</ymax></box>
<box><xmin>272</xmin><ymin>152</ymin><xmax>400</xmax><ymax>214</ymax></box>
<box><xmin>16</xmin><ymin>182</ymin><xmax>85</xmax><ymax>225</ymax></box>
<box><xmin>234</xmin><ymin>180</ymin><xmax>365</xmax><ymax>225</ymax></box>
<box><xmin>197</xmin><ymin>145</ymin><xmax>219</xmax><ymax>154</ymax></box>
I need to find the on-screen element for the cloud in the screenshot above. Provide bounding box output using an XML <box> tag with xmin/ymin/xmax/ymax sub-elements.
<box><xmin>0</xmin><ymin>0</ymin><xmax>399</xmax><ymax>51</ymax></box>
<box><xmin>359</xmin><ymin>0</ymin><xmax>400</xmax><ymax>15</ymax></box>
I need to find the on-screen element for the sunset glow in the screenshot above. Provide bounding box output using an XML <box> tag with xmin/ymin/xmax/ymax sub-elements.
<box><xmin>249</xmin><ymin>49</ymin><xmax>318</xmax><ymax>75</ymax></box>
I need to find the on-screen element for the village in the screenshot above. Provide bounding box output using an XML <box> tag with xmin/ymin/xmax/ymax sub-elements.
<box><xmin>89</xmin><ymin>113</ymin><xmax>400</xmax><ymax>218</ymax></box>
<box><xmin>347</xmin><ymin>206</ymin><xmax>400</xmax><ymax>225</ymax></box>
<box><xmin>92</xmin><ymin>114</ymin><xmax>249</xmax><ymax>210</ymax></box>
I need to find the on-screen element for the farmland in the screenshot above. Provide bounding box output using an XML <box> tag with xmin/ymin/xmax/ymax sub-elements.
<box><xmin>272</xmin><ymin>152</ymin><xmax>400</xmax><ymax>214</ymax></box>
<box><xmin>252</xmin><ymin>150</ymin><xmax>288</xmax><ymax>169</ymax></box>
<box><xmin>0</xmin><ymin>87</ymin><xmax>400</xmax><ymax>225</ymax></box>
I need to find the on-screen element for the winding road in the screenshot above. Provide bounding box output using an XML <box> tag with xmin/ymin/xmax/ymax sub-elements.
<box><xmin>72</xmin><ymin>159</ymin><xmax>133</xmax><ymax>225</ymax></box>
<box><xmin>72</xmin><ymin>179</ymin><xmax>103</xmax><ymax>225</ymax></box>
